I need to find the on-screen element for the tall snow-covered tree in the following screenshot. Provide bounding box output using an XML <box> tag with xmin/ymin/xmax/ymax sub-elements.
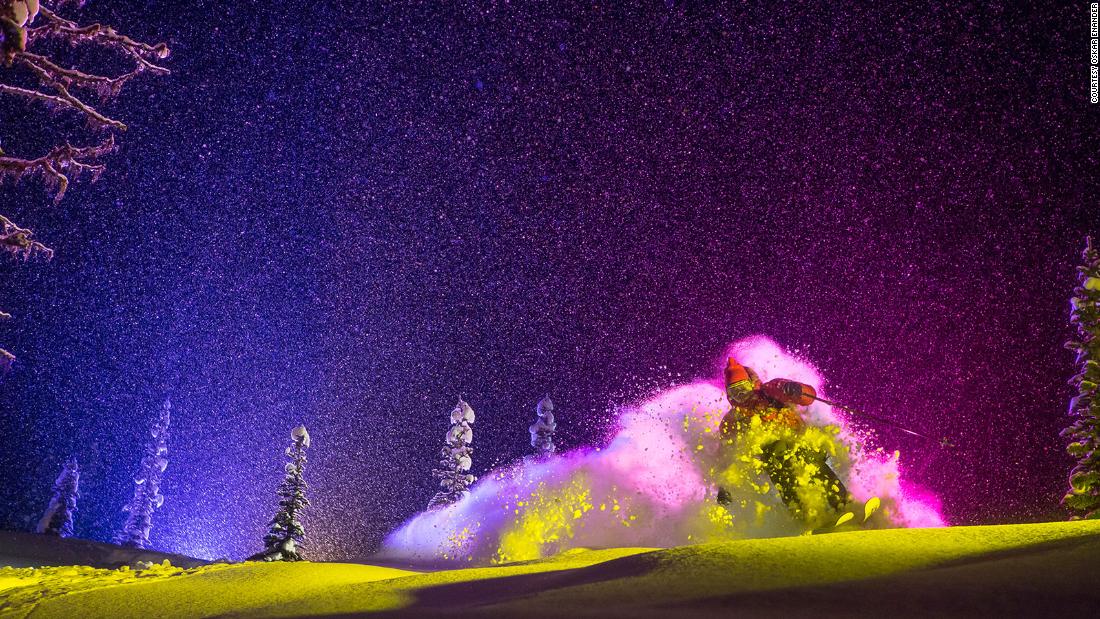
<box><xmin>36</xmin><ymin>456</ymin><xmax>79</xmax><ymax>537</ymax></box>
<box><xmin>427</xmin><ymin>398</ymin><xmax>476</xmax><ymax>510</ymax></box>
<box><xmin>116</xmin><ymin>398</ymin><xmax>171</xmax><ymax>548</ymax></box>
<box><xmin>529</xmin><ymin>395</ymin><xmax>557</xmax><ymax>459</ymax></box>
<box><xmin>252</xmin><ymin>425</ymin><xmax>311</xmax><ymax>562</ymax></box>
<box><xmin>1064</xmin><ymin>236</ymin><xmax>1100</xmax><ymax>519</ymax></box>
<box><xmin>0</xmin><ymin>0</ymin><xmax>168</xmax><ymax>372</ymax></box>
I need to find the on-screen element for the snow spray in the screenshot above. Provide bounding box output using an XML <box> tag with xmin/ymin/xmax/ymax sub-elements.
<box><xmin>380</xmin><ymin>336</ymin><xmax>945</xmax><ymax>565</ymax></box>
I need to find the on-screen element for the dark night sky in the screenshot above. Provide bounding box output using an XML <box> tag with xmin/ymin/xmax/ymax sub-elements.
<box><xmin>1</xmin><ymin>1</ymin><xmax>1098</xmax><ymax>560</ymax></box>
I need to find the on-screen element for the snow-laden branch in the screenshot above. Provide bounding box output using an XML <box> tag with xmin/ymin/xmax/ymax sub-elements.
<box><xmin>0</xmin><ymin>213</ymin><xmax>51</xmax><ymax>260</ymax></box>
<box><xmin>19</xmin><ymin>51</ymin><xmax>147</xmax><ymax>99</ymax></box>
<box><xmin>0</xmin><ymin>0</ymin><xmax>169</xmax><ymax>202</ymax></box>
<box><xmin>29</xmin><ymin>4</ymin><xmax>170</xmax><ymax>72</ymax></box>
<box><xmin>0</xmin><ymin>0</ymin><xmax>166</xmax><ymax>373</ymax></box>
<box><xmin>0</xmin><ymin>136</ymin><xmax>115</xmax><ymax>204</ymax></box>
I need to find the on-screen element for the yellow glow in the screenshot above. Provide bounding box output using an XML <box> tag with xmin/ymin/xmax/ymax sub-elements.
<box><xmin>2</xmin><ymin>522</ymin><xmax>1097</xmax><ymax>617</ymax></box>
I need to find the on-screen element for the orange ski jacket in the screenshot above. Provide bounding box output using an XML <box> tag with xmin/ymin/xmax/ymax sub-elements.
<box><xmin>720</xmin><ymin>357</ymin><xmax>815</xmax><ymax>437</ymax></box>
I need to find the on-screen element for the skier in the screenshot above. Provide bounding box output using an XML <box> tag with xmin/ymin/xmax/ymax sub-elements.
<box><xmin>717</xmin><ymin>357</ymin><xmax>851</xmax><ymax>526</ymax></box>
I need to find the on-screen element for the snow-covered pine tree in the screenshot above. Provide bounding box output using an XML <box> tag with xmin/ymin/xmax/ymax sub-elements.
<box><xmin>427</xmin><ymin>398</ymin><xmax>476</xmax><ymax>510</ymax></box>
<box><xmin>36</xmin><ymin>457</ymin><xmax>79</xmax><ymax>537</ymax></box>
<box><xmin>251</xmin><ymin>425</ymin><xmax>311</xmax><ymax>561</ymax></box>
<box><xmin>1064</xmin><ymin>236</ymin><xmax>1100</xmax><ymax>519</ymax></box>
<box><xmin>116</xmin><ymin>398</ymin><xmax>171</xmax><ymax>549</ymax></box>
<box><xmin>529</xmin><ymin>395</ymin><xmax>557</xmax><ymax>459</ymax></box>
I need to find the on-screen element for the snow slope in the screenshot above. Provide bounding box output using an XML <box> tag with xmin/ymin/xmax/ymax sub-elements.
<box><xmin>2</xmin><ymin>521</ymin><xmax>1099</xmax><ymax>618</ymax></box>
<box><xmin>0</xmin><ymin>531</ymin><xmax>208</xmax><ymax>569</ymax></box>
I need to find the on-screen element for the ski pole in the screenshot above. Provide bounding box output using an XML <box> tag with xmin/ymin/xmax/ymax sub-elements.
<box><xmin>809</xmin><ymin>395</ymin><xmax>954</xmax><ymax>448</ymax></box>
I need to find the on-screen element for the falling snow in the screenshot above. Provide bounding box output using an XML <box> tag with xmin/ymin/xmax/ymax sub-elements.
<box><xmin>0</xmin><ymin>2</ymin><xmax>1097</xmax><ymax>561</ymax></box>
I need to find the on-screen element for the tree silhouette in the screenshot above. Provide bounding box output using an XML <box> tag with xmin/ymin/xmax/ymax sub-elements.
<box><xmin>529</xmin><ymin>395</ymin><xmax>557</xmax><ymax>459</ymax></box>
<box><xmin>428</xmin><ymin>398</ymin><xmax>476</xmax><ymax>510</ymax></box>
<box><xmin>1063</xmin><ymin>236</ymin><xmax>1100</xmax><ymax>519</ymax></box>
<box><xmin>36</xmin><ymin>456</ymin><xmax>79</xmax><ymax>537</ymax></box>
<box><xmin>116</xmin><ymin>398</ymin><xmax>171</xmax><ymax>549</ymax></box>
<box><xmin>252</xmin><ymin>425</ymin><xmax>311</xmax><ymax>562</ymax></box>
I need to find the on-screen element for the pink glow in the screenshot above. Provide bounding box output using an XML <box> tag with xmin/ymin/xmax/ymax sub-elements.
<box><xmin>896</xmin><ymin>480</ymin><xmax>947</xmax><ymax>527</ymax></box>
<box><xmin>721</xmin><ymin>335</ymin><xmax>826</xmax><ymax>389</ymax></box>
<box><xmin>607</xmin><ymin>385</ymin><xmax>716</xmax><ymax>508</ymax></box>
<box><xmin>382</xmin><ymin>335</ymin><xmax>946</xmax><ymax>564</ymax></box>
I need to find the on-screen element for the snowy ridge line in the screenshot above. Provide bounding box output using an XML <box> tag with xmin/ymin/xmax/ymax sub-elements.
<box><xmin>0</xmin><ymin>530</ymin><xmax>208</xmax><ymax>570</ymax></box>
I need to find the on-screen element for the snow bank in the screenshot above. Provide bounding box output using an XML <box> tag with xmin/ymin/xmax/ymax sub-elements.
<box><xmin>0</xmin><ymin>530</ymin><xmax>209</xmax><ymax>569</ymax></box>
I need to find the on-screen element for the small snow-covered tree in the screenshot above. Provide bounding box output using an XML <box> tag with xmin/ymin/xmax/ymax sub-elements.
<box><xmin>427</xmin><ymin>398</ymin><xmax>476</xmax><ymax>510</ymax></box>
<box><xmin>116</xmin><ymin>397</ymin><xmax>170</xmax><ymax>548</ymax></box>
<box><xmin>529</xmin><ymin>395</ymin><xmax>557</xmax><ymax>459</ymax></box>
<box><xmin>1064</xmin><ymin>236</ymin><xmax>1100</xmax><ymax>519</ymax></box>
<box><xmin>36</xmin><ymin>456</ymin><xmax>79</xmax><ymax>537</ymax></box>
<box><xmin>252</xmin><ymin>425</ymin><xmax>311</xmax><ymax>562</ymax></box>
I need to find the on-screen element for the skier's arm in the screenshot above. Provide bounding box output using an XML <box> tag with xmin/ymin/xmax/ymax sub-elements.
<box><xmin>761</xmin><ymin>379</ymin><xmax>817</xmax><ymax>407</ymax></box>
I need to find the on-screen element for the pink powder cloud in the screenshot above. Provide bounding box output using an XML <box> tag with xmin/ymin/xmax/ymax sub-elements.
<box><xmin>381</xmin><ymin>335</ymin><xmax>945</xmax><ymax>565</ymax></box>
